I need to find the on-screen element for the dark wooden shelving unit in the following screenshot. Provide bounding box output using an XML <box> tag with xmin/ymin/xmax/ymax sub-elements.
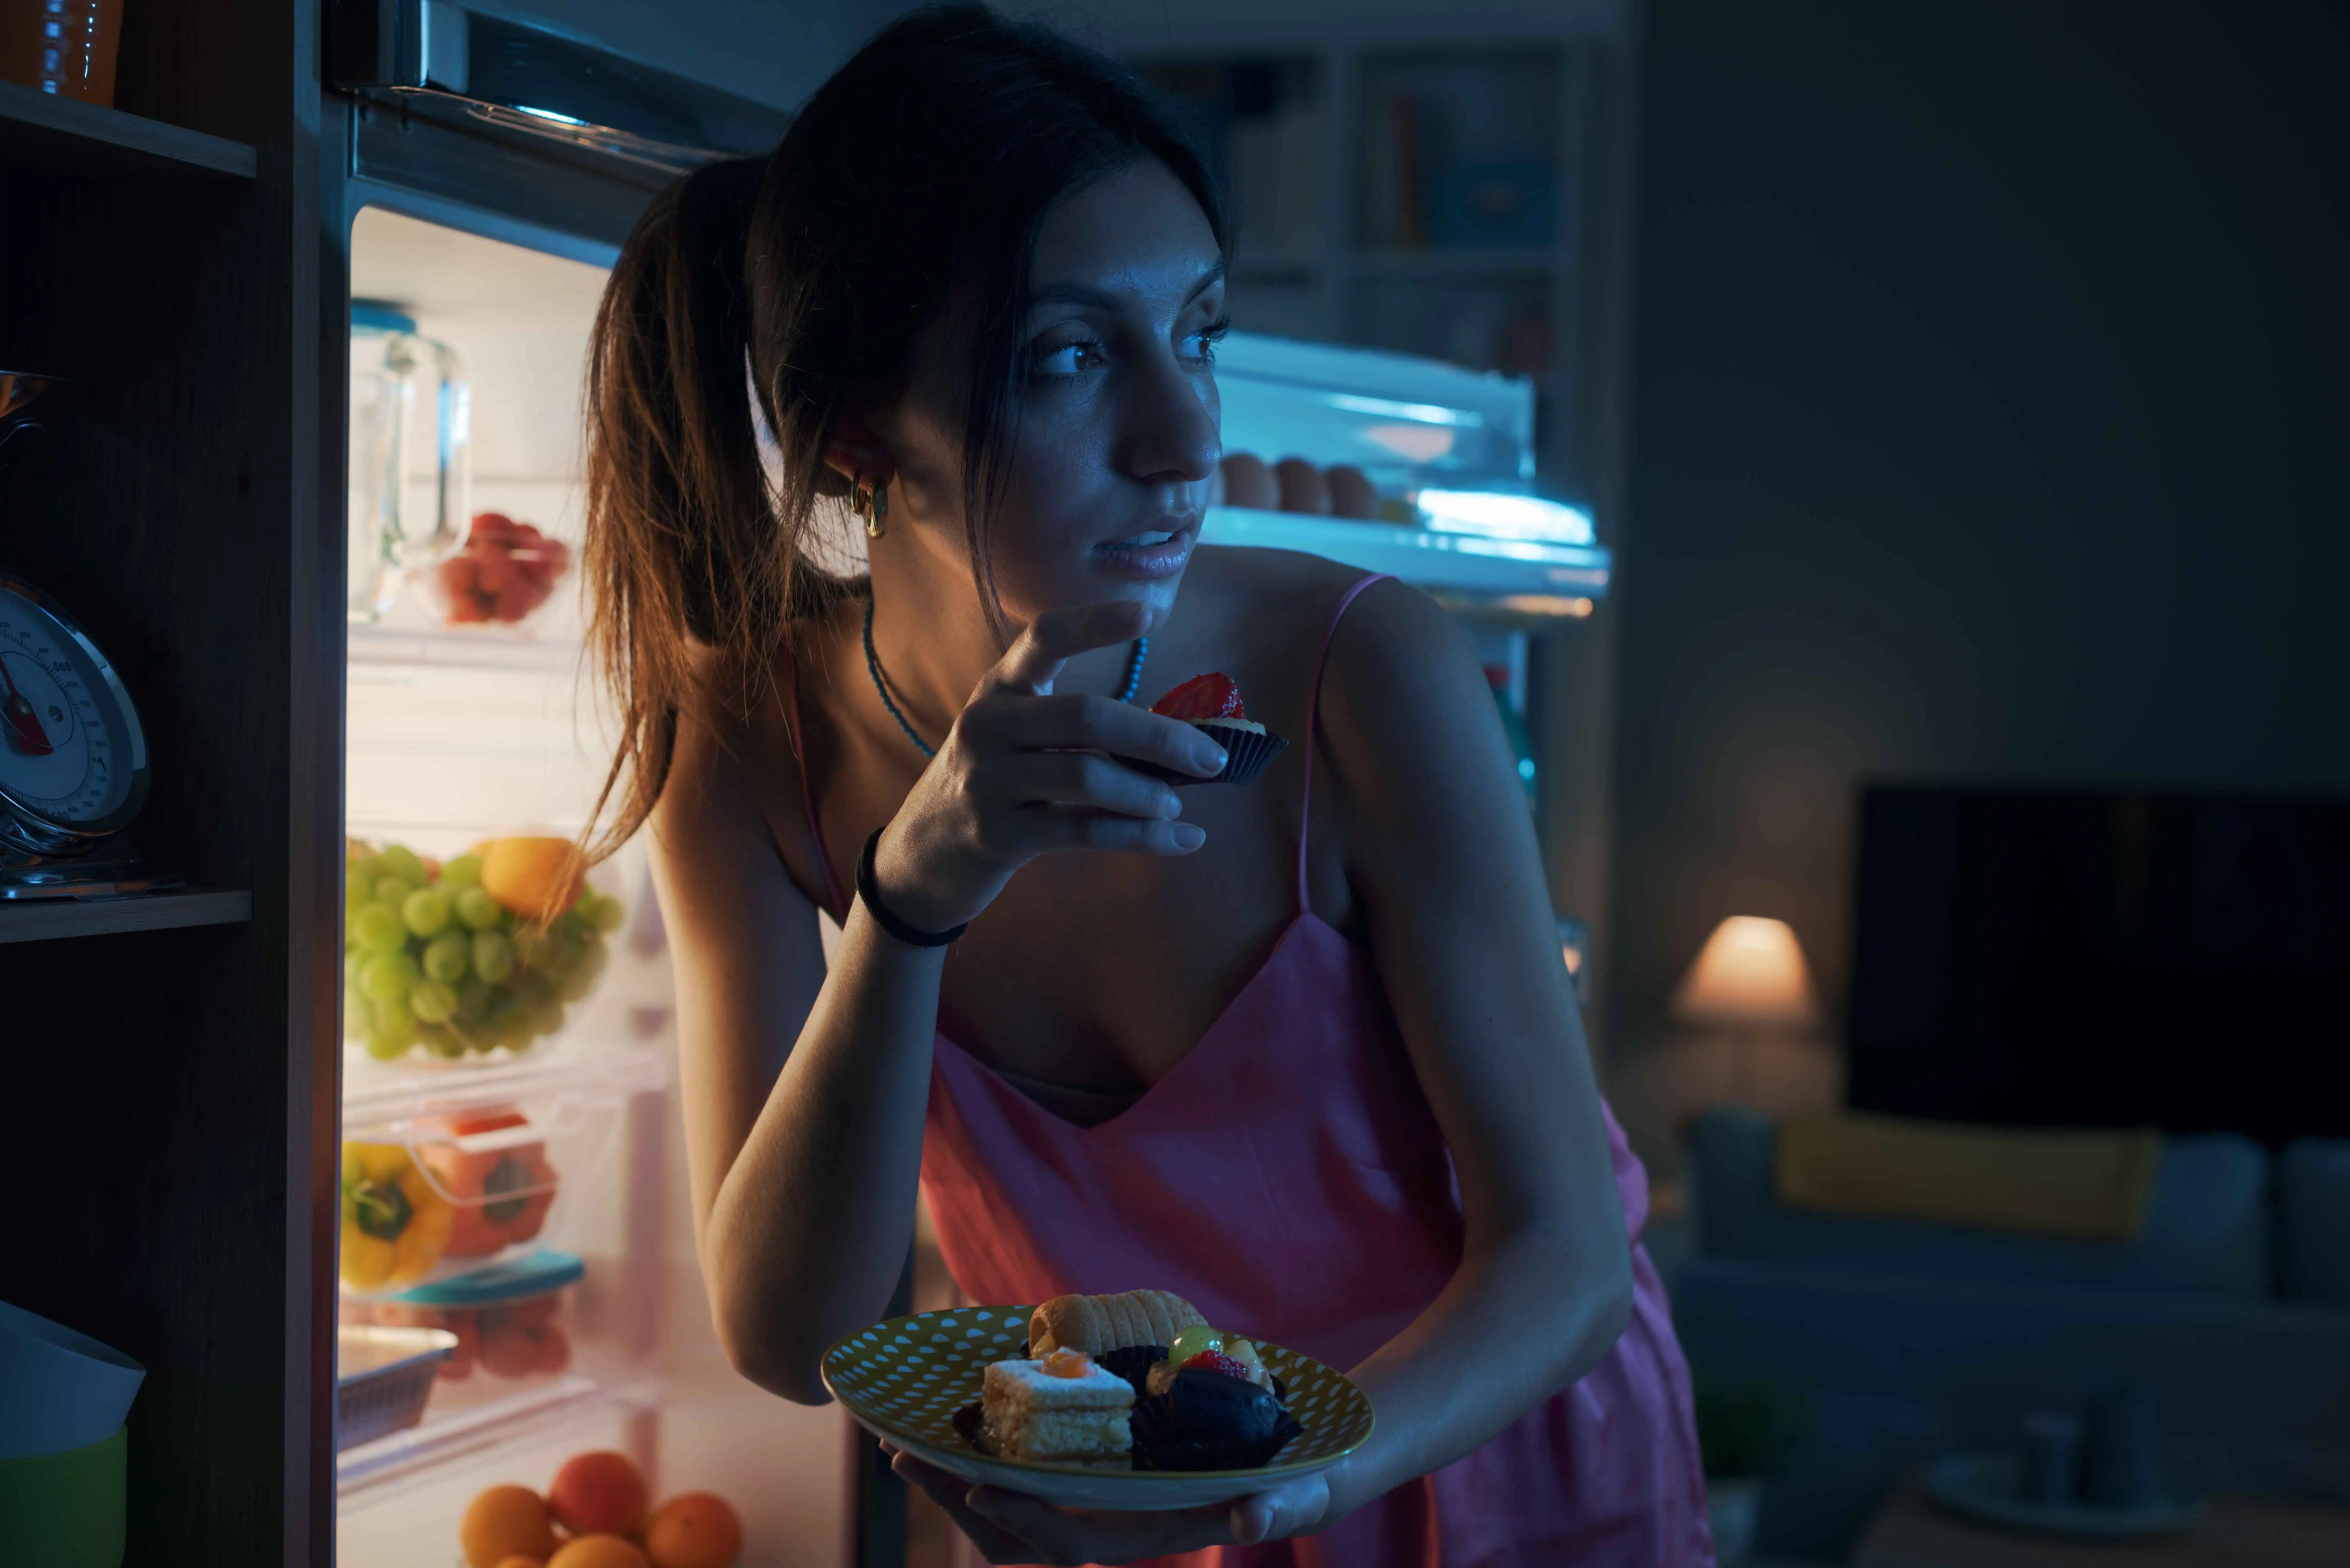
<box><xmin>0</xmin><ymin>79</ymin><xmax>257</xmax><ymax>177</ymax></box>
<box><xmin>0</xmin><ymin>2</ymin><xmax>340</xmax><ymax>1564</ymax></box>
<box><xmin>0</xmin><ymin>886</ymin><xmax>254</xmax><ymax>943</ymax></box>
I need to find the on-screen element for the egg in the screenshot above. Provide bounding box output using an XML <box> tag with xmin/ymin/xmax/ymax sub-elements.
<box><xmin>1274</xmin><ymin>457</ymin><xmax>1330</xmax><ymax>515</ymax></box>
<box><xmin>1326</xmin><ymin>465</ymin><xmax>1379</xmax><ymax>519</ymax></box>
<box><xmin>1219</xmin><ymin>453</ymin><xmax>1279</xmax><ymax>510</ymax></box>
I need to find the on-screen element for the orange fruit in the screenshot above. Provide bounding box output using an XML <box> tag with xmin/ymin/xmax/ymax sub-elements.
<box><xmin>547</xmin><ymin>1450</ymin><xmax>650</xmax><ymax>1539</ymax></box>
<box><xmin>460</xmin><ymin>1485</ymin><xmax>557</xmax><ymax>1568</ymax></box>
<box><xmin>494</xmin><ymin>1559</ymin><xmax>546</xmax><ymax>1568</ymax></box>
<box><xmin>480</xmin><ymin>837</ymin><xmax>585</xmax><ymax>920</ymax></box>
<box><xmin>547</xmin><ymin>1538</ymin><xmax>650</xmax><ymax>1568</ymax></box>
<box><xmin>645</xmin><ymin>1491</ymin><xmax>744</xmax><ymax>1568</ymax></box>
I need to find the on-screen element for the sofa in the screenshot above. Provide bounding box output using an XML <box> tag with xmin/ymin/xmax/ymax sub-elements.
<box><xmin>1666</xmin><ymin>1109</ymin><xmax>2350</xmax><ymax>1560</ymax></box>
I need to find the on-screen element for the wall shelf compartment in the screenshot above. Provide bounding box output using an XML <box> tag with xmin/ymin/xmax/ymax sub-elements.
<box><xmin>0</xmin><ymin>886</ymin><xmax>253</xmax><ymax>944</ymax></box>
<box><xmin>0</xmin><ymin>80</ymin><xmax>256</xmax><ymax>178</ymax></box>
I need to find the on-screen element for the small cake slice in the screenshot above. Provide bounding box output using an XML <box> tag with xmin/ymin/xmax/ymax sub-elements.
<box><xmin>981</xmin><ymin>1350</ymin><xmax>1136</xmax><ymax>1468</ymax></box>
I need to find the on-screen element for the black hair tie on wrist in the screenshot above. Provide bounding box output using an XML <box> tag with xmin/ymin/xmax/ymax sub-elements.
<box><xmin>857</xmin><ymin>829</ymin><xmax>967</xmax><ymax>947</ymax></box>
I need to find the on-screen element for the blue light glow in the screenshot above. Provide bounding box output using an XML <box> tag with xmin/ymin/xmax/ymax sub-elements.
<box><xmin>1416</xmin><ymin>489</ymin><xmax>1596</xmax><ymax>545</ymax></box>
<box><xmin>1323</xmin><ymin>392</ymin><xmax>1484</xmax><ymax>427</ymax></box>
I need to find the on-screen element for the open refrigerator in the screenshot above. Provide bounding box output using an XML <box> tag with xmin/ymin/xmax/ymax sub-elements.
<box><xmin>328</xmin><ymin>209</ymin><xmax>1608</xmax><ymax>1568</ymax></box>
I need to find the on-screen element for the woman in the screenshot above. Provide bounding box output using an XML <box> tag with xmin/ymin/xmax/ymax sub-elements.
<box><xmin>583</xmin><ymin>7</ymin><xmax>1709</xmax><ymax>1564</ymax></box>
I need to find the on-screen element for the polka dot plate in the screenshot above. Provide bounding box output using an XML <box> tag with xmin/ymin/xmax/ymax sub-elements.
<box><xmin>822</xmin><ymin>1306</ymin><xmax>1376</xmax><ymax>1511</ymax></box>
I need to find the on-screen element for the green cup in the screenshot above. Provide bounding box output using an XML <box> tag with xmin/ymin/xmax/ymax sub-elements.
<box><xmin>0</xmin><ymin>1424</ymin><xmax>125</xmax><ymax>1568</ymax></box>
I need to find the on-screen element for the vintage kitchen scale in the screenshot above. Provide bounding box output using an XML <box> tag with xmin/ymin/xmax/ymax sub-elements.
<box><xmin>0</xmin><ymin>370</ymin><xmax>172</xmax><ymax>899</ymax></box>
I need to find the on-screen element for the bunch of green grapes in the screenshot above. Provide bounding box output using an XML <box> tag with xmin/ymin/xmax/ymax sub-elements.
<box><xmin>344</xmin><ymin>841</ymin><xmax>626</xmax><ymax>1062</ymax></box>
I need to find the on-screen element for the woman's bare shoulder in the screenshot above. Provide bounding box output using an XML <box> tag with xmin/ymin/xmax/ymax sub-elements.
<box><xmin>1185</xmin><ymin>544</ymin><xmax>1389</xmax><ymax>651</ymax></box>
<box><xmin>1309</xmin><ymin>574</ymin><xmax>1503</xmax><ymax>805</ymax></box>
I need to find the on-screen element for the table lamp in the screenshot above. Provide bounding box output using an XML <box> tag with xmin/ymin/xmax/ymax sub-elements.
<box><xmin>1669</xmin><ymin>916</ymin><xmax>1819</xmax><ymax>1106</ymax></box>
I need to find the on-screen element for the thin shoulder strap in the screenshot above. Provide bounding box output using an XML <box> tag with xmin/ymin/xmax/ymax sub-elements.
<box><xmin>1296</xmin><ymin>573</ymin><xmax>1394</xmax><ymax>912</ymax></box>
<box><xmin>781</xmin><ymin>643</ymin><xmax>849</xmax><ymax>920</ymax></box>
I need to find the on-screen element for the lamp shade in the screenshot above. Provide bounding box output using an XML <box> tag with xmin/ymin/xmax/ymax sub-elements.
<box><xmin>1669</xmin><ymin>916</ymin><xmax>1819</xmax><ymax>1028</ymax></box>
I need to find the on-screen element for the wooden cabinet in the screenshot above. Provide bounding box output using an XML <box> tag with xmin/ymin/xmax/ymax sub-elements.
<box><xmin>0</xmin><ymin>4</ymin><xmax>341</xmax><ymax>1560</ymax></box>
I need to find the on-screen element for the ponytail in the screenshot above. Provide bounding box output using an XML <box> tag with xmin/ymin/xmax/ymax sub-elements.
<box><xmin>580</xmin><ymin>154</ymin><xmax>854</xmax><ymax>862</ymax></box>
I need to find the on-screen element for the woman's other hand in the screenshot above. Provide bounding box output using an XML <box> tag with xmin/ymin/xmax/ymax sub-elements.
<box><xmin>872</xmin><ymin>599</ymin><xmax>1228</xmax><ymax>931</ymax></box>
<box><xmin>886</xmin><ymin>1443</ymin><xmax>1338</xmax><ymax>1565</ymax></box>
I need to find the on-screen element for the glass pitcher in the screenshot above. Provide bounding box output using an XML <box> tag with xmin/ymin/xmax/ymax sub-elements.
<box><xmin>349</xmin><ymin>301</ymin><xmax>470</xmax><ymax>621</ymax></box>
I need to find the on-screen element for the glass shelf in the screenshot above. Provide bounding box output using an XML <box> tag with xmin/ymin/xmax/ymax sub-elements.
<box><xmin>343</xmin><ymin>1044</ymin><xmax>668</xmax><ymax>1141</ymax></box>
<box><xmin>1200</xmin><ymin>507</ymin><xmax>1607</xmax><ymax>605</ymax></box>
<box><xmin>348</xmin><ymin>622</ymin><xmax>585</xmax><ymax>674</ymax></box>
<box><xmin>337</xmin><ymin>1369</ymin><xmax>665</xmax><ymax>1499</ymax></box>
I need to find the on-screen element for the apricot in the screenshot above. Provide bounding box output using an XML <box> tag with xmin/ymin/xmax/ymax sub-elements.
<box><xmin>494</xmin><ymin>1559</ymin><xmax>546</xmax><ymax>1568</ymax></box>
<box><xmin>547</xmin><ymin>1450</ymin><xmax>649</xmax><ymax>1539</ymax></box>
<box><xmin>547</xmin><ymin>1538</ymin><xmax>650</xmax><ymax>1568</ymax></box>
<box><xmin>460</xmin><ymin>1485</ymin><xmax>557</xmax><ymax>1568</ymax></box>
<box><xmin>480</xmin><ymin>837</ymin><xmax>585</xmax><ymax>920</ymax></box>
<box><xmin>645</xmin><ymin>1491</ymin><xmax>744</xmax><ymax>1568</ymax></box>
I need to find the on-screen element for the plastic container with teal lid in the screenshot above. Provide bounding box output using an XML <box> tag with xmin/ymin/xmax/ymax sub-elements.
<box><xmin>341</xmin><ymin>1249</ymin><xmax>585</xmax><ymax>1405</ymax></box>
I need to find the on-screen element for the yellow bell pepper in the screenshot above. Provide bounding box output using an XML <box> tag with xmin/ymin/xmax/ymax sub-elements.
<box><xmin>341</xmin><ymin>1142</ymin><xmax>454</xmax><ymax>1290</ymax></box>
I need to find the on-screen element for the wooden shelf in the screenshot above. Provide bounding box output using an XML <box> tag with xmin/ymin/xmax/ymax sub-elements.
<box><xmin>0</xmin><ymin>80</ymin><xmax>256</xmax><ymax>179</ymax></box>
<box><xmin>0</xmin><ymin>886</ymin><xmax>253</xmax><ymax>944</ymax></box>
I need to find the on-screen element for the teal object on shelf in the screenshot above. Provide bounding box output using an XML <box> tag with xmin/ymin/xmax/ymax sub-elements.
<box><xmin>0</xmin><ymin>1424</ymin><xmax>126</xmax><ymax>1568</ymax></box>
<box><xmin>1491</xmin><ymin>684</ymin><xmax>1536</xmax><ymax>811</ymax></box>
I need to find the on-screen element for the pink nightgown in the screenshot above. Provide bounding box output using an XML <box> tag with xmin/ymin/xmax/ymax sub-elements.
<box><xmin>791</xmin><ymin>574</ymin><xmax>1713</xmax><ymax>1566</ymax></box>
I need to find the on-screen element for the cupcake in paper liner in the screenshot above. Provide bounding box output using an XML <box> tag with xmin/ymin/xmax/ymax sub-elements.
<box><xmin>1140</xmin><ymin>673</ymin><xmax>1288</xmax><ymax>787</ymax></box>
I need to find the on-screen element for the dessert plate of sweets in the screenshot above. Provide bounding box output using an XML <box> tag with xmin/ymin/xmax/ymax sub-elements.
<box><xmin>821</xmin><ymin>1290</ymin><xmax>1375</xmax><ymax>1510</ymax></box>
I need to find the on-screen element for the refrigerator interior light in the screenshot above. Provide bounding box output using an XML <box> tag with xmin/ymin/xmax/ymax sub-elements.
<box><xmin>1323</xmin><ymin>391</ymin><xmax>1484</xmax><ymax>427</ymax></box>
<box><xmin>1416</xmin><ymin>489</ymin><xmax>1596</xmax><ymax>545</ymax></box>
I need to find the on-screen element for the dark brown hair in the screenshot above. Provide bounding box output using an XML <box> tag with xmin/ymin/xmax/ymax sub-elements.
<box><xmin>581</xmin><ymin>4</ymin><xmax>1228</xmax><ymax>860</ymax></box>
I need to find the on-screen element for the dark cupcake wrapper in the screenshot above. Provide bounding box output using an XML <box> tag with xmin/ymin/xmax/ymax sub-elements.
<box><xmin>1135</xmin><ymin>723</ymin><xmax>1288</xmax><ymax>788</ymax></box>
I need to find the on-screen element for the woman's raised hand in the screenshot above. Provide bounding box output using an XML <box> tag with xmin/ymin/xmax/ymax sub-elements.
<box><xmin>870</xmin><ymin>600</ymin><xmax>1229</xmax><ymax>932</ymax></box>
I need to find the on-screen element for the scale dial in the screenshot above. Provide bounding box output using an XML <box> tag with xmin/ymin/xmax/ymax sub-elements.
<box><xmin>0</xmin><ymin>573</ymin><xmax>149</xmax><ymax>855</ymax></box>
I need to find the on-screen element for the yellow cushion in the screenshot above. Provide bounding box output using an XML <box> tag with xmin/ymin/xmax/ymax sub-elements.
<box><xmin>1774</xmin><ymin>1111</ymin><xmax>2163</xmax><ymax>1241</ymax></box>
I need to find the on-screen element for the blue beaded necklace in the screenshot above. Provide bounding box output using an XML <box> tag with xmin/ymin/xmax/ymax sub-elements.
<box><xmin>863</xmin><ymin>593</ymin><xmax>1147</xmax><ymax>760</ymax></box>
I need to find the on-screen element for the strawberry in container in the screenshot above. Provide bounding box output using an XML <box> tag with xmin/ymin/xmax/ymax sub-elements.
<box><xmin>435</xmin><ymin>510</ymin><xmax>570</xmax><ymax>625</ymax></box>
<box><xmin>421</xmin><ymin>1108</ymin><xmax>560</xmax><ymax>1258</ymax></box>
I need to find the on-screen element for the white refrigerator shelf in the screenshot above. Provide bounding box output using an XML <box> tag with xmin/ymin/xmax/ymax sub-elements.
<box><xmin>342</xmin><ymin>1044</ymin><xmax>669</xmax><ymax>1142</ymax></box>
<box><xmin>336</xmin><ymin>1371</ymin><xmax>668</xmax><ymax>1500</ymax></box>
<box><xmin>349</xmin><ymin>621</ymin><xmax>587</xmax><ymax>674</ymax></box>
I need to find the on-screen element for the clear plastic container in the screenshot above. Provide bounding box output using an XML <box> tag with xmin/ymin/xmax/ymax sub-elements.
<box><xmin>419</xmin><ymin>510</ymin><xmax>573</xmax><ymax>630</ymax></box>
<box><xmin>342</xmin><ymin>1250</ymin><xmax>584</xmax><ymax>1397</ymax></box>
<box><xmin>342</xmin><ymin>835</ymin><xmax>629</xmax><ymax>1067</ymax></box>
<box><xmin>338</xmin><ymin>1049</ymin><xmax>666</xmax><ymax>1294</ymax></box>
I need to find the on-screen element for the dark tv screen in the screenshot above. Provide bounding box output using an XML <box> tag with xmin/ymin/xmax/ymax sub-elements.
<box><xmin>1846</xmin><ymin>787</ymin><xmax>2350</xmax><ymax>1145</ymax></box>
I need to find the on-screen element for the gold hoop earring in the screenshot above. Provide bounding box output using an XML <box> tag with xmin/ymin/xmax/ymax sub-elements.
<box><xmin>862</xmin><ymin>479</ymin><xmax>888</xmax><ymax>540</ymax></box>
